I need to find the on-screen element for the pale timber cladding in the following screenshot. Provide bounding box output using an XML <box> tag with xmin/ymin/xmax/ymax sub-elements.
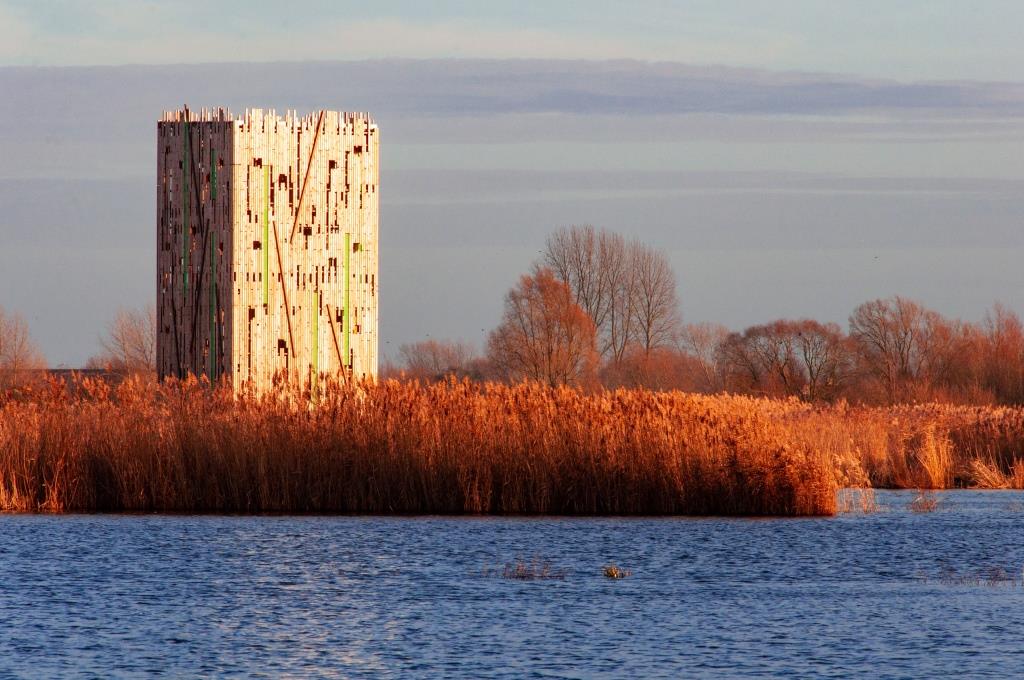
<box><xmin>157</xmin><ymin>108</ymin><xmax>379</xmax><ymax>391</ymax></box>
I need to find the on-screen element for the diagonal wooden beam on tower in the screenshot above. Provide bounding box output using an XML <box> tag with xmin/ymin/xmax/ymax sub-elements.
<box><xmin>271</xmin><ymin>110</ymin><xmax>326</xmax><ymax>375</ymax></box>
<box><xmin>272</xmin><ymin>204</ymin><xmax>297</xmax><ymax>370</ymax></box>
<box><xmin>325</xmin><ymin>303</ymin><xmax>345</xmax><ymax>372</ymax></box>
<box><xmin>289</xmin><ymin>110</ymin><xmax>326</xmax><ymax>242</ymax></box>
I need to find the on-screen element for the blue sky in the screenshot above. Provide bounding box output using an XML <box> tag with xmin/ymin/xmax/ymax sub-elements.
<box><xmin>4</xmin><ymin>1</ymin><xmax>1024</xmax><ymax>80</ymax></box>
<box><xmin>1</xmin><ymin>3</ymin><xmax>1022</xmax><ymax>365</ymax></box>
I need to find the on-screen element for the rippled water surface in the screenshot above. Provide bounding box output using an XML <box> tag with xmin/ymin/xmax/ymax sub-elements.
<box><xmin>3</xmin><ymin>491</ymin><xmax>1024</xmax><ymax>678</ymax></box>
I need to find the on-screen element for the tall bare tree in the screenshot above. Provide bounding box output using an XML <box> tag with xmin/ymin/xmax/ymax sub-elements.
<box><xmin>487</xmin><ymin>267</ymin><xmax>598</xmax><ymax>387</ymax></box>
<box><xmin>543</xmin><ymin>225</ymin><xmax>606</xmax><ymax>329</ymax></box>
<box><xmin>544</xmin><ymin>225</ymin><xmax>632</xmax><ymax>361</ymax></box>
<box><xmin>0</xmin><ymin>306</ymin><xmax>47</xmax><ymax>389</ymax></box>
<box><xmin>543</xmin><ymin>225</ymin><xmax>681</xmax><ymax>363</ymax></box>
<box><xmin>90</xmin><ymin>306</ymin><xmax>157</xmax><ymax>375</ymax></box>
<box><xmin>630</xmin><ymin>241</ymin><xmax>681</xmax><ymax>355</ymax></box>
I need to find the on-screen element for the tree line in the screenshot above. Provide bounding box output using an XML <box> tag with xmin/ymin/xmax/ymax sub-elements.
<box><xmin>391</xmin><ymin>224</ymin><xmax>1024</xmax><ymax>406</ymax></box>
<box><xmin>0</xmin><ymin>305</ymin><xmax>155</xmax><ymax>390</ymax></box>
<box><xmin>3</xmin><ymin>222</ymin><xmax>1021</xmax><ymax>406</ymax></box>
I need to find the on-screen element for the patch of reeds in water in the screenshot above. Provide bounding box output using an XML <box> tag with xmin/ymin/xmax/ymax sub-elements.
<box><xmin>908</xmin><ymin>490</ymin><xmax>940</xmax><ymax>513</ymax></box>
<box><xmin>835</xmin><ymin>488</ymin><xmax>879</xmax><ymax>514</ymax></box>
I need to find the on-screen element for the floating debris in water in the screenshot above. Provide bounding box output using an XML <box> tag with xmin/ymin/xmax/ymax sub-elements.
<box><xmin>482</xmin><ymin>557</ymin><xmax>568</xmax><ymax>581</ymax></box>
<box><xmin>603</xmin><ymin>564</ymin><xmax>631</xmax><ymax>579</ymax></box>
<box><xmin>919</xmin><ymin>565</ymin><xmax>1024</xmax><ymax>587</ymax></box>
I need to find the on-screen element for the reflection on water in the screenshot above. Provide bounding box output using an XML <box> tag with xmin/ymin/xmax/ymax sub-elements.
<box><xmin>3</xmin><ymin>491</ymin><xmax>1024</xmax><ymax>677</ymax></box>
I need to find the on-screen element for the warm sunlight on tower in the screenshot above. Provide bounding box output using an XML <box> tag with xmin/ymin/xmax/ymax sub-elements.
<box><xmin>156</xmin><ymin>108</ymin><xmax>379</xmax><ymax>391</ymax></box>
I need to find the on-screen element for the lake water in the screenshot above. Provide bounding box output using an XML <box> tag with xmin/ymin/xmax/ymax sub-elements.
<box><xmin>2</xmin><ymin>491</ymin><xmax>1024</xmax><ymax>678</ymax></box>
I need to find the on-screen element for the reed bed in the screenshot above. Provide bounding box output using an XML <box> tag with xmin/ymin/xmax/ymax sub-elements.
<box><xmin>2</xmin><ymin>378</ymin><xmax>1023</xmax><ymax>516</ymax></box>
<box><xmin>775</xmin><ymin>400</ymin><xmax>1024</xmax><ymax>490</ymax></box>
<box><xmin>0</xmin><ymin>378</ymin><xmax>835</xmax><ymax>516</ymax></box>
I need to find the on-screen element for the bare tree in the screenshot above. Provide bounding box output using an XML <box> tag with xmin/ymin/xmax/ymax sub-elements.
<box><xmin>543</xmin><ymin>226</ymin><xmax>682</xmax><ymax>363</ymax></box>
<box><xmin>0</xmin><ymin>306</ymin><xmax>47</xmax><ymax>390</ymax></box>
<box><xmin>543</xmin><ymin>225</ymin><xmax>607</xmax><ymax>329</ymax></box>
<box><xmin>717</xmin><ymin>323</ymin><xmax>802</xmax><ymax>397</ymax></box>
<box><xmin>717</xmin><ymin>330</ymin><xmax>765</xmax><ymax>394</ymax></box>
<box><xmin>980</xmin><ymin>304</ymin><xmax>1024</xmax><ymax>403</ymax></box>
<box><xmin>918</xmin><ymin>313</ymin><xmax>973</xmax><ymax>394</ymax></box>
<box><xmin>487</xmin><ymin>267</ymin><xmax>598</xmax><ymax>387</ymax></box>
<box><xmin>604</xmin><ymin>239</ymin><xmax>637</xmax><ymax>364</ymax></box>
<box><xmin>677</xmin><ymin>322</ymin><xmax>729</xmax><ymax>392</ymax></box>
<box><xmin>718</xmin><ymin>319</ymin><xmax>851</xmax><ymax>401</ymax></box>
<box><xmin>90</xmin><ymin>306</ymin><xmax>157</xmax><ymax>375</ymax></box>
<box><xmin>398</xmin><ymin>339</ymin><xmax>478</xmax><ymax>382</ymax></box>
<box><xmin>630</xmin><ymin>241</ymin><xmax>681</xmax><ymax>355</ymax></box>
<box><xmin>743</xmin><ymin>323</ymin><xmax>802</xmax><ymax>396</ymax></box>
<box><xmin>544</xmin><ymin>225</ymin><xmax>632</xmax><ymax>361</ymax></box>
<box><xmin>789</xmin><ymin>320</ymin><xmax>851</xmax><ymax>401</ymax></box>
<box><xmin>848</xmin><ymin>296</ymin><xmax>946</xmax><ymax>402</ymax></box>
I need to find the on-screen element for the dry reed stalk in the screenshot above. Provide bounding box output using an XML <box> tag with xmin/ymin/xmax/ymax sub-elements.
<box><xmin>835</xmin><ymin>488</ymin><xmax>879</xmax><ymax>514</ymax></box>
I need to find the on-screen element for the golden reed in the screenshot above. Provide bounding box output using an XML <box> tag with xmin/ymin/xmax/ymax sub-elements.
<box><xmin>0</xmin><ymin>377</ymin><xmax>834</xmax><ymax>515</ymax></box>
<box><xmin>1</xmin><ymin>378</ymin><xmax>1022</xmax><ymax>515</ymax></box>
<box><xmin>775</xmin><ymin>400</ymin><xmax>1024</xmax><ymax>490</ymax></box>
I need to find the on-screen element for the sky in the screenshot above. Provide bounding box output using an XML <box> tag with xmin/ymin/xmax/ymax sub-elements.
<box><xmin>0</xmin><ymin>1</ymin><xmax>1022</xmax><ymax>366</ymax></box>
<box><xmin>6</xmin><ymin>1</ymin><xmax>1024</xmax><ymax>81</ymax></box>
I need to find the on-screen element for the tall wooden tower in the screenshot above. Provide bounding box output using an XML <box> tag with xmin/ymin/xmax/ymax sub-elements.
<box><xmin>157</xmin><ymin>108</ymin><xmax>379</xmax><ymax>391</ymax></box>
